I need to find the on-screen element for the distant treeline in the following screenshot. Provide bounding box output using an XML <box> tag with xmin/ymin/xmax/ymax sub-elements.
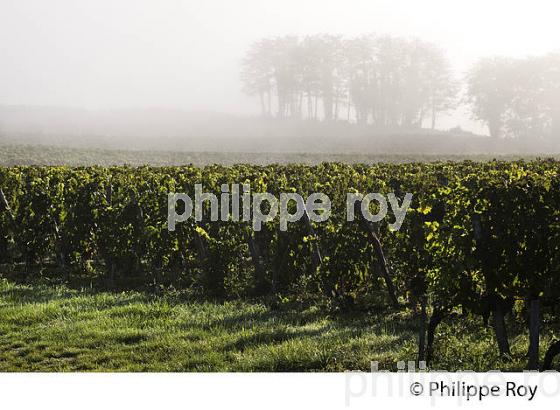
<box><xmin>241</xmin><ymin>35</ymin><xmax>560</xmax><ymax>139</ymax></box>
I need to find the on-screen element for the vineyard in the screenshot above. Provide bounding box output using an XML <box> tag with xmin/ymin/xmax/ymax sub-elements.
<box><xmin>1</xmin><ymin>161</ymin><xmax>560</xmax><ymax>371</ymax></box>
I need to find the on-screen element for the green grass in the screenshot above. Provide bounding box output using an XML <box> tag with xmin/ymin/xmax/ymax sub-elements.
<box><xmin>0</xmin><ymin>278</ymin><xmax>557</xmax><ymax>372</ymax></box>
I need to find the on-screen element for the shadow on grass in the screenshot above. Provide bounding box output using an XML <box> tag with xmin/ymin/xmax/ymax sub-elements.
<box><xmin>0</xmin><ymin>276</ymin><xmax>427</xmax><ymax>371</ymax></box>
<box><xmin>198</xmin><ymin>306</ymin><xmax>327</xmax><ymax>330</ymax></box>
<box><xmin>224</xmin><ymin>327</ymin><xmax>327</xmax><ymax>352</ymax></box>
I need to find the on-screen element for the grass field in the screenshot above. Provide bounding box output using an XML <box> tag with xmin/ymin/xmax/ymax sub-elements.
<box><xmin>0</xmin><ymin>278</ymin><xmax>555</xmax><ymax>372</ymax></box>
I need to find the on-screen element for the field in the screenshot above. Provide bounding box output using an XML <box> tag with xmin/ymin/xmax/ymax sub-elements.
<box><xmin>0</xmin><ymin>278</ymin><xmax>556</xmax><ymax>372</ymax></box>
<box><xmin>1</xmin><ymin>158</ymin><xmax>560</xmax><ymax>371</ymax></box>
<box><xmin>1</xmin><ymin>143</ymin><xmax>557</xmax><ymax>166</ymax></box>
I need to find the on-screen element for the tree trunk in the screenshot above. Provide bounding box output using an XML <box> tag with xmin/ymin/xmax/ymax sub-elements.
<box><xmin>354</xmin><ymin>202</ymin><xmax>399</xmax><ymax>308</ymax></box>
<box><xmin>493</xmin><ymin>304</ymin><xmax>511</xmax><ymax>356</ymax></box>
<box><xmin>107</xmin><ymin>262</ymin><xmax>116</xmax><ymax>290</ymax></box>
<box><xmin>259</xmin><ymin>92</ymin><xmax>265</xmax><ymax>117</ymax></box>
<box><xmin>542</xmin><ymin>340</ymin><xmax>560</xmax><ymax>371</ymax></box>
<box><xmin>369</xmin><ymin>231</ymin><xmax>398</xmax><ymax>307</ymax></box>
<box><xmin>527</xmin><ymin>298</ymin><xmax>540</xmax><ymax>370</ymax></box>
<box><xmin>333</xmin><ymin>96</ymin><xmax>339</xmax><ymax>121</ymax></box>
<box><xmin>488</xmin><ymin>117</ymin><xmax>502</xmax><ymax>139</ymax></box>
<box><xmin>194</xmin><ymin>228</ymin><xmax>209</xmax><ymax>268</ymax></box>
<box><xmin>314</xmin><ymin>96</ymin><xmax>318</xmax><ymax>120</ymax></box>
<box><xmin>303</xmin><ymin>209</ymin><xmax>322</xmax><ymax>271</ymax></box>
<box><xmin>323</xmin><ymin>84</ymin><xmax>333</xmax><ymax>122</ymax></box>
<box><xmin>418</xmin><ymin>297</ymin><xmax>427</xmax><ymax>363</ymax></box>
<box><xmin>426</xmin><ymin>307</ymin><xmax>446</xmax><ymax>365</ymax></box>
<box><xmin>248</xmin><ymin>232</ymin><xmax>266</xmax><ymax>293</ymax></box>
<box><xmin>272</xmin><ymin>234</ymin><xmax>289</xmax><ymax>295</ymax></box>
<box><xmin>0</xmin><ymin>188</ymin><xmax>14</xmax><ymax>221</ymax></box>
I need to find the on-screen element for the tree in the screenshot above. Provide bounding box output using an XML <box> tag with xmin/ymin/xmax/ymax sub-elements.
<box><xmin>466</xmin><ymin>57</ymin><xmax>517</xmax><ymax>138</ymax></box>
<box><xmin>467</xmin><ymin>53</ymin><xmax>560</xmax><ymax>140</ymax></box>
<box><xmin>506</xmin><ymin>53</ymin><xmax>560</xmax><ymax>140</ymax></box>
<box><xmin>421</xmin><ymin>44</ymin><xmax>458</xmax><ymax>129</ymax></box>
<box><xmin>241</xmin><ymin>35</ymin><xmax>458</xmax><ymax>128</ymax></box>
<box><xmin>240</xmin><ymin>39</ymin><xmax>275</xmax><ymax>117</ymax></box>
<box><xmin>343</xmin><ymin>35</ymin><xmax>375</xmax><ymax>124</ymax></box>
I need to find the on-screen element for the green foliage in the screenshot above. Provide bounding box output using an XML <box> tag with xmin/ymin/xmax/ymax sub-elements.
<box><xmin>1</xmin><ymin>160</ymin><xmax>560</xmax><ymax>311</ymax></box>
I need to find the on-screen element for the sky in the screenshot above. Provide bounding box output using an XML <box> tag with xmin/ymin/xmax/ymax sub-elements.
<box><xmin>1</xmin><ymin>0</ymin><xmax>559</xmax><ymax>130</ymax></box>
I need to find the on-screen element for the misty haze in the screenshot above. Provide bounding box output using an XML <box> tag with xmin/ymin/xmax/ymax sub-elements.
<box><xmin>1</xmin><ymin>0</ymin><xmax>559</xmax><ymax>159</ymax></box>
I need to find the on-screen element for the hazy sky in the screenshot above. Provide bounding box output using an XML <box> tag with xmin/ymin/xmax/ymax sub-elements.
<box><xmin>1</xmin><ymin>0</ymin><xmax>559</xmax><ymax>127</ymax></box>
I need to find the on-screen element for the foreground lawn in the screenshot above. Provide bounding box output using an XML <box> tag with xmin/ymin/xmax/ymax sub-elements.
<box><xmin>0</xmin><ymin>278</ymin><xmax>555</xmax><ymax>371</ymax></box>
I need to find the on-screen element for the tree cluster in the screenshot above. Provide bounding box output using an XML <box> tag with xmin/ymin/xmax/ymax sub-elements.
<box><xmin>241</xmin><ymin>35</ymin><xmax>457</xmax><ymax>129</ymax></box>
<box><xmin>467</xmin><ymin>54</ymin><xmax>560</xmax><ymax>139</ymax></box>
<box><xmin>242</xmin><ymin>35</ymin><xmax>560</xmax><ymax>140</ymax></box>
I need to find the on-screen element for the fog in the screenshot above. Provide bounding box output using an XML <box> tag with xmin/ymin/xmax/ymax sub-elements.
<box><xmin>1</xmin><ymin>0</ymin><xmax>560</xmax><ymax>155</ymax></box>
